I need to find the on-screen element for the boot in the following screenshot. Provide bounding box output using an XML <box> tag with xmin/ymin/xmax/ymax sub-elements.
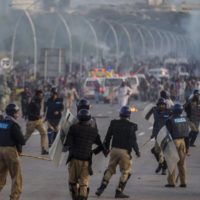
<box><xmin>155</xmin><ymin>163</ymin><xmax>162</xmax><ymax>173</ymax></box>
<box><xmin>41</xmin><ymin>148</ymin><xmax>49</xmax><ymax>155</ymax></box>
<box><xmin>189</xmin><ymin>131</ymin><xmax>198</xmax><ymax>147</ymax></box>
<box><xmin>161</xmin><ymin>168</ymin><xmax>166</xmax><ymax>175</ymax></box>
<box><xmin>151</xmin><ymin>147</ymin><xmax>161</xmax><ymax>173</ymax></box>
<box><xmin>77</xmin><ymin>196</ymin><xmax>87</xmax><ymax>200</ymax></box>
<box><xmin>161</xmin><ymin>160</ymin><xmax>167</xmax><ymax>175</ymax></box>
<box><xmin>95</xmin><ymin>183</ymin><xmax>107</xmax><ymax>196</ymax></box>
<box><xmin>115</xmin><ymin>190</ymin><xmax>129</xmax><ymax>198</ymax></box>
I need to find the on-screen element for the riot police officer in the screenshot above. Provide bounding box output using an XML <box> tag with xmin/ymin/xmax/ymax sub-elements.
<box><xmin>44</xmin><ymin>89</ymin><xmax>64</xmax><ymax>147</ymax></box>
<box><xmin>165</xmin><ymin>103</ymin><xmax>189</xmax><ymax>187</ymax></box>
<box><xmin>0</xmin><ymin>104</ymin><xmax>25</xmax><ymax>200</ymax></box>
<box><xmin>184</xmin><ymin>89</ymin><xmax>200</xmax><ymax>147</ymax></box>
<box><xmin>95</xmin><ymin>106</ymin><xmax>140</xmax><ymax>198</ymax></box>
<box><xmin>145</xmin><ymin>98</ymin><xmax>170</xmax><ymax>175</ymax></box>
<box><xmin>64</xmin><ymin>109</ymin><xmax>106</xmax><ymax>200</ymax></box>
<box><xmin>76</xmin><ymin>98</ymin><xmax>97</xmax><ymax>129</ymax></box>
<box><xmin>25</xmin><ymin>89</ymin><xmax>49</xmax><ymax>155</ymax></box>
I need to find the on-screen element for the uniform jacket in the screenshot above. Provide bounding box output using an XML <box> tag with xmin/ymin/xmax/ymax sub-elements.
<box><xmin>44</xmin><ymin>97</ymin><xmax>64</xmax><ymax>120</ymax></box>
<box><xmin>104</xmin><ymin>119</ymin><xmax>140</xmax><ymax>156</ymax></box>
<box><xmin>145</xmin><ymin>106</ymin><xmax>171</xmax><ymax>138</ymax></box>
<box><xmin>184</xmin><ymin>98</ymin><xmax>200</xmax><ymax>121</ymax></box>
<box><xmin>64</xmin><ymin>120</ymin><xmax>104</xmax><ymax>161</ymax></box>
<box><xmin>0</xmin><ymin>116</ymin><xmax>25</xmax><ymax>153</ymax></box>
<box><xmin>27</xmin><ymin>97</ymin><xmax>42</xmax><ymax>121</ymax></box>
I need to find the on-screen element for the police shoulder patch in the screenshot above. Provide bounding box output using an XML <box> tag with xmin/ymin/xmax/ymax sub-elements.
<box><xmin>174</xmin><ymin>118</ymin><xmax>186</xmax><ymax>123</ymax></box>
<box><xmin>0</xmin><ymin>122</ymin><xmax>9</xmax><ymax>129</ymax></box>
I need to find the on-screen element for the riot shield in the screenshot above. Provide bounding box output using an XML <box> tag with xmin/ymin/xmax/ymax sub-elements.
<box><xmin>49</xmin><ymin>110</ymin><xmax>77</xmax><ymax>167</ymax></box>
<box><xmin>157</xmin><ymin>127</ymin><xmax>180</xmax><ymax>174</ymax></box>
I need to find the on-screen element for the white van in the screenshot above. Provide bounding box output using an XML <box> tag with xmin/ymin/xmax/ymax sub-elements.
<box><xmin>148</xmin><ymin>68</ymin><xmax>169</xmax><ymax>80</ymax></box>
<box><xmin>83</xmin><ymin>78</ymin><xmax>104</xmax><ymax>99</ymax></box>
<box><xmin>102</xmin><ymin>77</ymin><xmax>124</xmax><ymax>103</ymax></box>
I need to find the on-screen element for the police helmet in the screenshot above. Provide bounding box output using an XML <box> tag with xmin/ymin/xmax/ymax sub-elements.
<box><xmin>160</xmin><ymin>90</ymin><xmax>169</xmax><ymax>99</ymax></box>
<box><xmin>120</xmin><ymin>106</ymin><xmax>131</xmax><ymax>118</ymax></box>
<box><xmin>156</xmin><ymin>98</ymin><xmax>166</xmax><ymax>106</ymax></box>
<box><xmin>6</xmin><ymin>104</ymin><xmax>20</xmax><ymax>116</ymax></box>
<box><xmin>193</xmin><ymin>89</ymin><xmax>200</xmax><ymax>95</ymax></box>
<box><xmin>77</xmin><ymin>109</ymin><xmax>91</xmax><ymax>122</ymax></box>
<box><xmin>77</xmin><ymin>98</ymin><xmax>90</xmax><ymax>110</ymax></box>
<box><xmin>172</xmin><ymin>103</ymin><xmax>183</xmax><ymax>115</ymax></box>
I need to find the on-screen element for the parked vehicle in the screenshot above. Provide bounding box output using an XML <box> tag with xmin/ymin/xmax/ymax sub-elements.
<box><xmin>102</xmin><ymin>77</ymin><xmax>124</xmax><ymax>103</ymax></box>
<box><xmin>82</xmin><ymin>78</ymin><xmax>104</xmax><ymax>99</ymax></box>
<box><xmin>148</xmin><ymin>68</ymin><xmax>169</xmax><ymax>80</ymax></box>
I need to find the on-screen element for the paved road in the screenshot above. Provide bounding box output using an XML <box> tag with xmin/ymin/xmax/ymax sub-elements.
<box><xmin>1</xmin><ymin>101</ymin><xmax>200</xmax><ymax>200</ymax></box>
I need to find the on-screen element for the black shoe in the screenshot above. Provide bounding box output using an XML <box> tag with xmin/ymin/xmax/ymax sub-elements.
<box><xmin>165</xmin><ymin>184</ymin><xmax>175</xmax><ymax>188</ymax></box>
<box><xmin>161</xmin><ymin>169</ymin><xmax>167</xmax><ymax>175</ymax></box>
<box><xmin>155</xmin><ymin>164</ymin><xmax>162</xmax><ymax>173</ymax></box>
<box><xmin>115</xmin><ymin>191</ymin><xmax>129</xmax><ymax>198</ymax></box>
<box><xmin>95</xmin><ymin>188</ymin><xmax>103</xmax><ymax>196</ymax></box>
<box><xmin>95</xmin><ymin>184</ymin><xmax>106</xmax><ymax>196</ymax></box>
<box><xmin>41</xmin><ymin>149</ymin><xmax>49</xmax><ymax>155</ymax></box>
<box><xmin>190</xmin><ymin>144</ymin><xmax>196</xmax><ymax>147</ymax></box>
<box><xmin>179</xmin><ymin>184</ymin><xmax>187</xmax><ymax>188</ymax></box>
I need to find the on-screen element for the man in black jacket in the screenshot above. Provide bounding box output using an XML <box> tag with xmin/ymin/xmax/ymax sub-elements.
<box><xmin>184</xmin><ymin>89</ymin><xmax>200</xmax><ymax>147</ymax></box>
<box><xmin>0</xmin><ymin>104</ymin><xmax>25</xmax><ymax>200</ymax></box>
<box><xmin>96</xmin><ymin>106</ymin><xmax>140</xmax><ymax>198</ymax></box>
<box><xmin>145</xmin><ymin>98</ymin><xmax>170</xmax><ymax>175</ymax></box>
<box><xmin>44</xmin><ymin>89</ymin><xmax>64</xmax><ymax>147</ymax></box>
<box><xmin>24</xmin><ymin>89</ymin><xmax>48</xmax><ymax>155</ymax></box>
<box><xmin>64</xmin><ymin>109</ymin><xmax>106</xmax><ymax>200</ymax></box>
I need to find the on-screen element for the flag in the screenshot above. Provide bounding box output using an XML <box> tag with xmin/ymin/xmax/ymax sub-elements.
<box><xmin>49</xmin><ymin>110</ymin><xmax>77</xmax><ymax>167</ymax></box>
<box><xmin>157</xmin><ymin>127</ymin><xmax>180</xmax><ymax>174</ymax></box>
<box><xmin>142</xmin><ymin>103</ymin><xmax>155</xmax><ymax>124</ymax></box>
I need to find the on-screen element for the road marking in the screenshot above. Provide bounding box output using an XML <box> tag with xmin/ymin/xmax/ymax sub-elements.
<box><xmin>138</xmin><ymin>132</ymin><xmax>145</xmax><ymax>136</ymax></box>
<box><xmin>148</xmin><ymin>126</ymin><xmax>153</xmax><ymax>130</ymax></box>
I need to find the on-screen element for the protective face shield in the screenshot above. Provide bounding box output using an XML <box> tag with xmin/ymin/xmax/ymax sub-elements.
<box><xmin>172</xmin><ymin>103</ymin><xmax>183</xmax><ymax>115</ymax></box>
<box><xmin>77</xmin><ymin>98</ymin><xmax>90</xmax><ymax>111</ymax></box>
<box><xmin>77</xmin><ymin>109</ymin><xmax>91</xmax><ymax>122</ymax></box>
<box><xmin>119</xmin><ymin>106</ymin><xmax>131</xmax><ymax>118</ymax></box>
<box><xmin>160</xmin><ymin>90</ymin><xmax>169</xmax><ymax>99</ymax></box>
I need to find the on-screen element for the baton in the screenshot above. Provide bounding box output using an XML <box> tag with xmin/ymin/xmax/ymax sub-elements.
<box><xmin>141</xmin><ymin>138</ymin><xmax>152</xmax><ymax>148</ymax></box>
<box><xmin>21</xmin><ymin>153</ymin><xmax>52</xmax><ymax>161</ymax></box>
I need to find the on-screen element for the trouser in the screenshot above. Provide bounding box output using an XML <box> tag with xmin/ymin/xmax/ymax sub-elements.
<box><xmin>0</xmin><ymin>147</ymin><xmax>22</xmax><ymax>200</ymax></box>
<box><xmin>68</xmin><ymin>159</ymin><xmax>89</xmax><ymax>199</ymax></box>
<box><xmin>151</xmin><ymin>142</ymin><xmax>164</xmax><ymax>164</ymax></box>
<box><xmin>66</xmin><ymin>98</ymin><xmax>74</xmax><ymax>110</ymax></box>
<box><xmin>47</xmin><ymin>120</ymin><xmax>60</xmax><ymax>146</ymax></box>
<box><xmin>102</xmin><ymin>148</ymin><xmax>132</xmax><ymax>192</ymax></box>
<box><xmin>188</xmin><ymin>120</ymin><xmax>199</xmax><ymax>145</ymax></box>
<box><xmin>167</xmin><ymin>139</ymin><xmax>186</xmax><ymax>185</ymax></box>
<box><xmin>24</xmin><ymin>119</ymin><xmax>48</xmax><ymax>150</ymax></box>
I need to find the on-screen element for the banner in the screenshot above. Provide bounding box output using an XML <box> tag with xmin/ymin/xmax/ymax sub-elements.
<box><xmin>49</xmin><ymin>110</ymin><xmax>77</xmax><ymax>167</ymax></box>
<box><xmin>157</xmin><ymin>127</ymin><xmax>179</xmax><ymax>174</ymax></box>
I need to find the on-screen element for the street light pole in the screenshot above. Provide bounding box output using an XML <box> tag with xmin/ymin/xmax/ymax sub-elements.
<box><xmin>11</xmin><ymin>10</ymin><xmax>38</xmax><ymax>79</ymax></box>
